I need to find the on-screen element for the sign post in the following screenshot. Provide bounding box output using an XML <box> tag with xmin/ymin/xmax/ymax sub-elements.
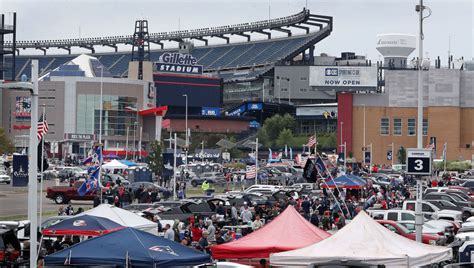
<box><xmin>406</xmin><ymin>148</ymin><xmax>432</xmax><ymax>243</ymax></box>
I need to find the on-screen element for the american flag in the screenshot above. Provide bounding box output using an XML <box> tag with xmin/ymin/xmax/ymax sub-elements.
<box><xmin>246</xmin><ymin>165</ymin><xmax>256</xmax><ymax>179</ymax></box>
<box><xmin>307</xmin><ymin>135</ymin><xmax>316</xmax><ymax>148</ymax></box>
<box><xmin>37</xmin><ymin>113</ymin><xmax>49</xmax><ymax>141</ymax></box>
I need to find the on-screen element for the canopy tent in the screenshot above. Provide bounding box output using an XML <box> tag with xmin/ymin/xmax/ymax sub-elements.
<box><xmin>120</xmin><ymin>159</ymin><xmax>137</xmax><ymax>167</ymax></box>
<box><xmin>42</xmin><ymin>215</ymin><xmax>124</xmax><ymax>236</ymax></box>
<box><xmin>102</xmin><ymin>159</ymin><xmax>128</xmax><ymax>170</ymax></box>
<box><xmin>44</xmin><ymin>227</ymin><xmax>211</xmax><ymax>267</ymax></box>
<box><xmin>211</xmin><ymin>206</ymin><xmax>330</xmax><ymax>259</ymax></box>
<box><xmin>79</xmin><ymin>204</ymin><xmax>156</xmax><ymax>230</ymax></box>
<box><xmin>270</xmin><ymin>211</ymin><xmax>452</xmax><ymax>267</ymax></box>
<box><xmin>322</xmin><ymin>174</ymin><xmax>367</xmax><ymax>189</ymax></box>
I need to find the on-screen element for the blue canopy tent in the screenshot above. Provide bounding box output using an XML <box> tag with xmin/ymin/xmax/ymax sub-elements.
<box><xmin>322</xmin><ymin>174</ymin><xmax>367</xmax><ymax>189</ymax></box>
<box><xmin>44</xmin><ymin>227</ymin><xmax>211</xmax><ymax>267</ymax></box>
<box><xmin>42</xmin><ymin>215</ymin><xmax>124</xmax><ymax>236</ymax></box>
<box><xmin>120</xmin><ymin>160</ymin><xmax>137</xmax><ymax>167</ymax></box>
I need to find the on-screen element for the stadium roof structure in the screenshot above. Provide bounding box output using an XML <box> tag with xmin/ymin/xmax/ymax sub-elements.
<box><xmin>7</xmin><ymin>9</ymin><xmax>332</xmax><ymax>82</ymax></box>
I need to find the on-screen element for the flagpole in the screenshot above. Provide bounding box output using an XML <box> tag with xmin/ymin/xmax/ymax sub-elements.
<box><xmin>255</xmin><ymin>138</ymin><xmax>259</xmax><ymax>185</ymax></box>
<box><xmin>173</xmin><ymin>133</ymin><xmax>177</xmax><ymax>200</ymax></box>
<box><xmin>39</xmin><ymin>106</ymin><xmax>45</xmax><ymax>233</ymax></box>
<box><xmin>443</xmin><ymin>142</ymin><xmax>447</xmax><ymax>173</ymax></box>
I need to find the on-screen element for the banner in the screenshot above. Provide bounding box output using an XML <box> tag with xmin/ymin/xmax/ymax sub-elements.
<box><xmin>162</xmin><ymin>153</ymin><xmax>175</xmax><ymax>177</ymax></box>
<box><xmin>309</xmin><ymin>66</ymin><xmax>377</xmax><ymax>88</ymax></box>
<box><xmin>12</xmin><ymin>155</ymin><xmax>29</xmax><ymax>187</ymax></box>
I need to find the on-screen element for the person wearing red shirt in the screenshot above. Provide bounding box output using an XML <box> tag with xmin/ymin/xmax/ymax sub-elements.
<box><xmin>191</xmin><ymin>223</ymin><xmax>203</xmax><ymax>242</ymax></box>
<box><xmin>431</xmin><ymin>180</ymin><xmax>438</xmax><ymax>187</ymax></box>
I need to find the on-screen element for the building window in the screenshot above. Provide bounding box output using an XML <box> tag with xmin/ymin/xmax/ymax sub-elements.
<box><xmin>281</xmin><ymin>88</ymin><xmax>288</xmax><ymax>92</ymax></box>
<box><xmin>300</xmin><ymin>77</ymin><xmax>308</xmax><ymax>81</ymax></box>
<box><xmin>299</xmin><ymin>88</ymin><xmax>307</xmax><ymax>92</ymax></box>
<box><xmin>423</xmin><ymin>119</ymin><xmax>428</xmax><ymax>136</ymax></box>
<box><xmin>393</xmin><ymin>118</ymin><xmax>402</xmax><ymax>136</ymax></box>
<box><xmin>380</xmin><ymin>118</ymin><xmax>389</xmax><ymax>135</ymax></box>
<box><xmin>407</xmin><ymin>118</ymin><xmax>416</xmax><ymax>136</ymax></box>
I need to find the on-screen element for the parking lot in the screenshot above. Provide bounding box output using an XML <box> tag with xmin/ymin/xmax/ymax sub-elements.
<box><xmin>0</xmin><ymin>180</ymin><xmax>91</xmax><ymax>218</ymax></box>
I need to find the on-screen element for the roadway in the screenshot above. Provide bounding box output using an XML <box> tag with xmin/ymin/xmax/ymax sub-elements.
<box><xmin>0</xmin><ymin>180</ymin><xmax>92</xmax><ymax>218</ymax></box>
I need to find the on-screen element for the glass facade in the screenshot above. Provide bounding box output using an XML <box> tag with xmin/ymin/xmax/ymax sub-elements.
<box><xmin>77</xmin><ymin>94</ymin><xmax>138</xmax><ymax>136</ymax></box>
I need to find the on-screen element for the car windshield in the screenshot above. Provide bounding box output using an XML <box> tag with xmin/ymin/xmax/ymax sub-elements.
<box><xmin>394</xmin><ymin>222</ymin><xmax>412</xmax><ymax>234</ymax></box>
<box><xmin>450</xmin><ymin>194</ymin><xmax>464</xmax><ymax>201</ymax></box>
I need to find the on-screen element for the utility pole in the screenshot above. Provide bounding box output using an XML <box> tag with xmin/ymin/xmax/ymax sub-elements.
<box><xmin>125</xmin><ymin>126</ymin><xmax>129</xmax><ymax>159</ymax></box>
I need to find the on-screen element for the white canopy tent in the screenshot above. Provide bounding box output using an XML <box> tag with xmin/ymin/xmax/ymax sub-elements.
<box><xmin>102</xmin><ymin>159</ymin><xmax>128</xmax><ymax>170</ymax></box>
<box><xmin>270</xmin><ymin>211</ymin><xmax>452</xmax><ymax>267</ymax></box>
<box><xmin>79</xmin><ymin>204</ymin><xmax>156</xmax><ymax>230</ymax></box>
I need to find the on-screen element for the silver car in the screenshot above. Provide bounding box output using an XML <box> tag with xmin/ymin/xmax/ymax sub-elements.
<box><xmin>0</xmin><ymin>171</ymin><xmax>11</xmax><ymax>184</ymax></box>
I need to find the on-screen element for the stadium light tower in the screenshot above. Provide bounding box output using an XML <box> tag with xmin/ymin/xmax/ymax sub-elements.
<box><xmin>415</xmin><ymin>0</ymin><xmax>431</xmax><ymax>243</ymax></box>
<box><xmin>0</xmin><ymin>60</ymin><xmax>39</xmax><ymax>268</ymax></box>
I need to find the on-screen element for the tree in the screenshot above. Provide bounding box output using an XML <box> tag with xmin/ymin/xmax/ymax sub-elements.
<box><xmin>147</xmin><ymin>141</ymin><xmax>163</xmax><ymax>176</ymax></box>
<box><xmin>0</xmin><ymin>128</ymin><xmax>14</xmax><ymax>154</ymax></box>
<box><xmin>276</xmin><ymin>128</ymin><xmax>294</xmax><ymax>147</ymax></box>
<box><xmin>262</xmin><ymin>113</ymin><xmax>296</xmax><ymax>146</ymax></box>
<box><xmin>398</xmin><ymin>146</ymin><xmax>407</xmax><ymax>164</ymax></box>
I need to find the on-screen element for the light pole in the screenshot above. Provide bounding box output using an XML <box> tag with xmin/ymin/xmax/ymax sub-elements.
<box><xmin>255</xmin><ymin>138</ymin><xmax>259</xmax><ymax>185</ymax></box>
<box><xmin>98</xmin><ymin>66</ymin><xmax>104</xmax><ymax>144</ymax></box>
<box><xmin>132</xmin><ymin>121</ymin><xmax>137</xmax><ymax>161</ymax></box>
<box><xmin>125</xmin><ymin>126</ymin><xmax>129</xmax><ymax>159</ymax></box>
<box><xmin>390</xmin><ymin>142</ymin><xmax>395</xmax><ymax>167</ymax></box>
<box><xmin>1</xmin><ymin>60</ymin><xmax>39</xmax><ymax>268</ymax></box>
<box><xmin>173</xmin><ymin>133</ymin><xmax>178</xmax><ymax>200</ymax></box>
<box><xmin>183</xmin><ymin>94</ymin><xmax>188</xmax><ymax>170</ymax></box>
<box><xmin>415</xmin><ymin>0</ymin><xmax>431</xmax><ymax>243</ymax></box>
<box><xmin>363</xmin><ymin>104</ymin><xmax>366</xmax><ymax>164</ymax></box>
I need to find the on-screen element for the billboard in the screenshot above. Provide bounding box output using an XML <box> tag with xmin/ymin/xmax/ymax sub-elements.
<box><xmin>154</xmin><ymin>73</ymin><xmax>222</xmax><ymax>108</ymax></box>
<box><xmin>309</xmin><ymin>66</ymin><xmax>377</xmax><ymax>88</ymax></box>
<box><xmin>13</xmin><ymin>96</ymin><xmax>31</xmax><ymax>117</ymax></box>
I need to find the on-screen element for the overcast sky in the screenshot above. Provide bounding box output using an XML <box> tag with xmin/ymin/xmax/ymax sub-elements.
<box><xmin>1</xmin><ymin>0</ymin><xmax>473</xmax><ymax>61</ymax></box>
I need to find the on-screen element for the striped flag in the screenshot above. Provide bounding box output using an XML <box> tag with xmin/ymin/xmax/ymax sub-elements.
<box><xmin>246</xmin><ymin>165</ymin><xmax>256</xmax><ymax>179</ymax></box>
<box><xmin>37</xmin><ymin>113</ymin><xmax>49</xmax><ymax>141</ymax></box>
<box><xmin>307</xmin><ymin>135</ymin><xmax>316</xmax><ymax>148</ymax></box>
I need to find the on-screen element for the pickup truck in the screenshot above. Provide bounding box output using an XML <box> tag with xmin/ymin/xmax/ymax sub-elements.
<box><xmin>402</xmin><ymin>200</ymin><xmax>462</xmax><ymax>222</ymax></box>
<box><xmin>46</xmin><ymin>180</ymin><xmax>100</xmax><ymax>204</ymax></box>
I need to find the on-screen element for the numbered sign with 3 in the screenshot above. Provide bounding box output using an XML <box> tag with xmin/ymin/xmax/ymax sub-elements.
<box><xmin>406</xmin><ymin>148</ymin><xmax>432</xmax><ymax>176</ymax></box>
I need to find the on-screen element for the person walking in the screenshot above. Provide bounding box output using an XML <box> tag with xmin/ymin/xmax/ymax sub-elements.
<box><xmin>164</xmin><ymin>224</ymin><xmax>175</xmax><ymax>240</ymax></box>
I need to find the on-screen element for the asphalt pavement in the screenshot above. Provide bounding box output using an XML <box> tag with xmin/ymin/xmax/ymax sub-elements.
<box><xmin>0</xmin><ymin>180</ymin><xmax>92</xmax><ymax>218</ymax></box>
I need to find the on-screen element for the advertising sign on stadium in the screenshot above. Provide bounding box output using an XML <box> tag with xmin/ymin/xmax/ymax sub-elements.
<box><xmin>156</xmin><ymin>52</ymin><xmax>203</xmax><ymax>75</ymax></box>
<box><xmin>202</xmin><ymin>107</ymin><xmax>221</xmax><ymax>116</ymax></box>
<box><xmin>13</xmin><ymin>96</ymin><xmax>31</xmax><ymax>117</ymax></box>
<box><xmin>309</xmin><ymin>66</ymin><xmax>377</xmax><ymax>88</ymax></box>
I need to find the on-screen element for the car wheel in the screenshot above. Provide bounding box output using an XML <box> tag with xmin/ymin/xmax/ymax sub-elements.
<box><xmin>6</xmin><ymin>181</ymin><xmax>10</xmax><ymax>185</ymax></box>
<box><xmin>191</xmin><ymin>181</ymin><xmax>198</xmax><ymax>187</ymax></box>
<box><xmin>54</xmin><ymin>194</ymin><xmax>66</xmax><ymax>204</ymax></box>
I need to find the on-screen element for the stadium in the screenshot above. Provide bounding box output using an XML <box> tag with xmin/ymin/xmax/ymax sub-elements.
<box><xmin>0</xmin><ymin>9</ymin><xmax>339</xmax><ymax>158</ymax></box>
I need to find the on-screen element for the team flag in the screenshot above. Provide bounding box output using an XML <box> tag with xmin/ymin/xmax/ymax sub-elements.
<box><xmin>246</xmin><ymin>165</ymin><xmax>256</xmax><ymax>179</ymax></box>
<box><xmin>77</xmin><ymin>166</ymin><xmax>100</xmax><ymax>196</ymax></box>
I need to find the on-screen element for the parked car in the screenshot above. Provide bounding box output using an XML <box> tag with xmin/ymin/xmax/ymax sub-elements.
<box><xmin>0</xmin><ymin>171</ymin><xmax>10</xmax><ymax>184</ymax></box>
<box><xmin>455</xmin><ymin>226</ymin><xmax>474</xmax><ymax>242</ymax></box>
<box><xmin>423</xmin><ymin>192</ymin><xmax>472</xmax><ymax>208</ymax></box>
<box><xmin>190</xmin><ymin>172</ymin><xmax>225</xmax><ymax>187</ymax></box>
<box><xmin>461</xmin><ymin>180</ymin><xmax>474</xmax><ymax>192</ymax></box>
<box><xmin>368</xmin><ymin>209</ymin><xmax>421</xmax><ymax>222</ymax></box>
<box><xmin>398</xmin><ymin>221</ymin><xmax>452</xmax><ymax>245</ymax></box>
<box><xmin>376</xmin><ymin>220</ymin><xmax>442</xmax><ymax>245</ymax></box>
<box><xmin>402</xmin><ymin>200</ymin><xmax>462</xmax><ymax>222</ymax></box>
<box><xmin>57</xmin><ymin>167</ymin><xmax>85</xmax><ymax>181</ymax></box>
<box><xmin>425</xmin><ymin>199</ymin><xmax>474</xmax><ymax>220</ymax></box>
<box><xmin>243</xmin><ymin>184</ymin><xmax>282</xmax><ymax>195</ymax></box>
<box><xmin>46</xmin><ymin>180</ymin><xmax>102</xmax><ymax>204</ymax></box>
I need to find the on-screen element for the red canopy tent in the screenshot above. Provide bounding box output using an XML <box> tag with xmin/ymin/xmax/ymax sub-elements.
<box><xmin>211</xmin><ymin>206</ymin><xmax>330</xmax><ymax>260</ymax></box>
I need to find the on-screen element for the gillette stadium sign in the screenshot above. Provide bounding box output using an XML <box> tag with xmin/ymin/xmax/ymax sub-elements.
<box><xmin>309</xmin><ymin>66</ymin><xmax>377</xmax><ymax>88</ymax></box>
<box><xmin>156</xmin><ymin>53</ymin><xmax>203</xmax><ymax>75</ymax></box>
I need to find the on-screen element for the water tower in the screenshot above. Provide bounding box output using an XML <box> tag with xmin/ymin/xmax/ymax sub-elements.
<box><xmin>376</xmin><ymin>34</ymin><xmax>416</xmax><ymax>68</ymax></box>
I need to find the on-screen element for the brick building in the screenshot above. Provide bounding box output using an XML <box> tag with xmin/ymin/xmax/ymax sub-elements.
<box><xmin>337</xmin><ymin>68</ymin><xmax>474</xmax><ymax>165</ymax></box>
